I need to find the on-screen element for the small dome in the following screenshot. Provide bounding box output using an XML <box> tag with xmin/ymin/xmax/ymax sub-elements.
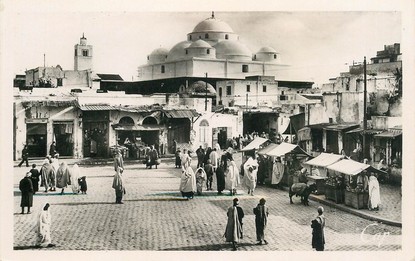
<box><xmin>150</xmin><ymin>48</ymin><xmax>169</xmax><ymax>56</ymax></box>
<box><xmin>188</xmin><ymin>81</ymin><xmax>216</xmax><ymax>94</ymax></box>
<box><xmin>214</xmin><ymin>40</ymin><xmax>252</xmax><ymax>60</ymax></box>
<box><xmin>188</xmin><ymin>39</ymin><xmax>212</xmax><ymax>49</ymax></box>
<box><xmin>257</xmin><ymin>46</ymin><xmax>277</xmax><ymax>53</ymax></box>
<box><xmin>148</xmin><ymin>47</ymin><xmax>168</xmax><ymax>64</ymax></box>
<box><xmin>167</xmin><ymin>41</ymin><xmax>192</xmax><ymax>62</ymax></box>
<box><xmin>193</xmin><ymin>17</ymin><xmax>234</xmax><ymax>33</ymax></box>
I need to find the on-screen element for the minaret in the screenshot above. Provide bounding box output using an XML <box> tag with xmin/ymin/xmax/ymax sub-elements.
<box><xmin>74</xmin><ymin>33</ymin><xmax>93</xmax><ymax>71</ymax></box>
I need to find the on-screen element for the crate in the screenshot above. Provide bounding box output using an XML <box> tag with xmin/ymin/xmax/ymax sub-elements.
<box><xmin>344</xmin><ymin>190</ymin><xmax>368</xmax><ymax>209</ymax></box>
<box><xmin>325</xmin><ymin>185</ymin><xmax>344</xmax><ymax>203</ymax></box>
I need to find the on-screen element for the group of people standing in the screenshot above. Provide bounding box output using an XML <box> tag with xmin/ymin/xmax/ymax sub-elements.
<box><xmin>19</xmin><ymin>155</ymin><xmax>84</xmax><ymax>216</ymax></box>
<box><xmin>178</xmin><ymin>145</ymin><xmax>243</xmax><ymax>198</ymax></box>
<box><xmin>224</xmin><ymin>198</ymin><xmax>269</xmax><ymax>250</ymax></box>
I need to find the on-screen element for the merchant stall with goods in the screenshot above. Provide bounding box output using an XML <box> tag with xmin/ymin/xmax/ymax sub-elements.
<box><xmin>303</xmin><ymin>153</ymin><xmax>345</xmax><ymax>195</ymax></box>
<box><xmin>260</xmin><ymin>142</ymin><xmax>311</xmax><ymax>187</ymax></box>
<box><xmin>326</xmin><ymin>159</ymin><xmax>387</xmax><ymax>209</ymax></box>
<box><xmin>240</xmin><ymin>137</ymin><xmax>270</xmax><ymax>179</ymax></box>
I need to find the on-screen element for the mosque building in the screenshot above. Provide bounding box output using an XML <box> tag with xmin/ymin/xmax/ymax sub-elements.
<box><xmin>137</xmin><ymin>12</ymin><xmax>288</xmax><ymax>84</ymax></box>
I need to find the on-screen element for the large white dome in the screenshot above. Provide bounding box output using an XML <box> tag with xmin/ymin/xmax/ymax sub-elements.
<box><xmin>214</xmin><ymin>40</ymin><xmax>252</xmax><ymax>60</ymax></box>
<box><xmin>166</xmin><ymin>41</ymin><xmax>192</xmax><ymax>62</ymax></box>
<box><xmin>192</xmin><ymin>17</ymin><xmax>234</xmax><ymax>33</ymax></box>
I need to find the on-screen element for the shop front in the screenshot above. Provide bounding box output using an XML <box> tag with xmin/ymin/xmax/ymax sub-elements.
<box><xmin>52</xmin><ymin>121</ymin><xmax>74</xmax><ymax>157</ymax></box>
<box><xmin>26</xmin><ymin>119</ymin><xmax>48</xmax><ymax>157</ymax></box>
<box><xmin>82</xmin><ymin>110</ymin><xmax>110</xmax><ymax>158</ymax></box>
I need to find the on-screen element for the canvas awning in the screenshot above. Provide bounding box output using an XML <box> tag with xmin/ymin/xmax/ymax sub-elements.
<box><xmin>326</xmin><ymin>159</ymin><xmax>387</xmax><ymax>176</ymax></box>
<box><xmin>241</xmin><ymin>137</ymin><xmax>269</xmax><ymax>151</ymax></box>
<box><xmin>304</xmin><ymin>153</ymin><xmax>344</xmax><ymax>167</ymax></box>
<box><xmin>345</xmin><ymin>127</ymin><xmax>384</xmax><ymax>135</ymax></box>
<box><xmin>326</xmin><ymin>159</ymin><xmax>370</xmax><ymax>175</ymax></box>
<box><xmin>374</xmin><ymin>130</ymin><xmax>402</xmax><ymax>138</ymax></box>
<box><xmin>264</xmin><ymin>142</ymin><xmax>310</xmax><ymax>157</ymax></box>
<box><xmin>257</xmin><ymin>143</ymin><xmax>279</xmax><ymax>155</ymax></box>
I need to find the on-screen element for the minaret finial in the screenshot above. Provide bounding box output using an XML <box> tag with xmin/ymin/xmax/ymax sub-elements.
<box><xmin>212</xmin><ymin>11</ymin><xmax>214</xmax><ymax>19</ymax></box>
<box><xmin>83</xmin><ymin>32</ymin><xmax>85</xmax><ymax>38</ymax></box>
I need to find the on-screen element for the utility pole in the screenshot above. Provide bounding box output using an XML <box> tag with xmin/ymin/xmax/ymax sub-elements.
<box><xmin>245</xmin><ymin>93</ymin><xmax>248</xmax><ymax>111</ymax></box>
<box><xmin>362</xmin><ymin>56</ymin><xmax>367</xmax><ymax>160</ymax></box>
<box><xmin>205</xmin><ymin>72</ymin><xmax>208</xmax><ymax>111</ymax></box>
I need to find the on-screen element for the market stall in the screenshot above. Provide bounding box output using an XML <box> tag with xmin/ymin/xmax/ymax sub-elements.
<box><xmin>326</xmin><ymin>159</ymin><xmax>386</xmax><ymax>209</ymax></box>
<box><xmin>304</xmin><ymin>153</ymin><xmax>345</xmax><ymax>194</ymax></box>
<box><xmin>241</xmin><ymin>137</ymin><xmax>269</xmax><ymax>153</ymax></box>
<box><xmin>257</xmin><ymin>143</ymin><xmax>279</xmax><ymax>185</ymax></box>
<box><xmin>264</xmin><ymin>142</ymin><xmax>311</xmax><ymax>187</ymax></box>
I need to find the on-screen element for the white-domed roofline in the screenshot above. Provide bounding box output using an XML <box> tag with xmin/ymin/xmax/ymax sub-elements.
<box><xmin>214</xmin><ymin>40</ymin><xmax>252</xmax><ymax>57</ymax></box>
<box><xmin>192</xmin><ymin>13</ymin><xmax>234</xmax><ymax>33</ymax></box>
<box><xmin>150</xmin><ymin>47</ymin><xmax>169</xmax><ymax>56</ymax></box>
<box><xmin>187</xmin><ymin>39</ymin><xmax>212</xmax><ymax>49</ymax></box>
<box><xmin>257</xmin><ymin>46</ymin><xmax>277</xmax><ymax>53</ymax></box>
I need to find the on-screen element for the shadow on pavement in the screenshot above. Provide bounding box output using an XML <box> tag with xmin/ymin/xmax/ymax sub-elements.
<box><xmin>14</xmin><ymin>244</ymin><xmax>56</xmax><ymax>250</ymax></box>
<box><xmin>162</xmin><ymin>242</ymin><xmax>258</xmax><ymax>251</ymax></box>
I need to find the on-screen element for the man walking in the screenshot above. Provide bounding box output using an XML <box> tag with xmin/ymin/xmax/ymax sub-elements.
<box><xmin>19</xmin><ymin>172</ymin><xmax>34</xmax><ymax>214</ymax></box>
<box><xmin>18</xmin><ymin>145</ymin><xmax>29</xmax><ymax>167</ymax></box>
<box><xmin>224</xmin><ymin>198</ymin><xmax>244</xmax><ymax>251</ymax></box>
<box><xmin>253</xmin><ymin>198</ymin><xmax>269</xmax><ymax>245</ymax></box>
<box><xmin>196</xmin><ymin>145</ymin><xmax>205</xmax><ymax>168</ymax></box>
<box><xmin>311</xmin><ymin>206</ymin><xmax>326</xmax><ymax>251</ymax></box>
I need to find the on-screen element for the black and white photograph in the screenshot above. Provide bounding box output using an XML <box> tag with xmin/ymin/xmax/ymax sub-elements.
<box><xmin>1</xmin><ymin>0</ymin><xmax>414</xmax><ymax>260</ymax></box>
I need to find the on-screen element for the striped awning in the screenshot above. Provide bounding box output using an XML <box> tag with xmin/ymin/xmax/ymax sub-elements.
<box><xmin>163</xmin><ymin>109</ymin><xmax>199</xmax><ymax>118</ymax></box>
<box><xmin>79</xmin><ymin>105</ymin><xmax>117</xmax><ymax>111</ymax></box>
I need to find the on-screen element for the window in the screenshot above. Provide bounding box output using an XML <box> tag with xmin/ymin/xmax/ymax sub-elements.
<box><xmin>254</xmin><ymin>54</ymin><xmax>256</xmax><ymax>60</ymax></box>
<box><xmin>75</xmin><ymin>49</ymin><xmax>77</xmax><ymax>56</ymax></box>
<box><xmin>274</xmin><ymin>54</ymin><xmax>277</xmax><ymax>59</ymax></box>
<box><xmin>147</xmin><ymin>56</ymin><xmax>149</xmax><ymax>60</ymax></box>
<box><xmin>246</xmin><ymin>85</ymin><xmax>250</xmax><ymax>92</ymax></box>
<box><xmin>225</xmin><ymin>34</ymin><xmax>229</xmax><ymax>40</ymax></box>
<box><xmin>263</xmin><ymin>85</ymin><xmax>267</xmax><ymax>92</ymax></box>
<box><xmin>185</xmin><ymin>50</ymin><xmax>188</xmax><ymax>55</ymax></box>
<box><xmin>82</xmin><ymin>50</ymin><xmax>88</xmax><ymax>56</ymax></box>
<box><xmin>199</xmin><ymin>36</ymin><xmax>201</xmax><ymax>39</ymax></box>
<box><xmin>205</xmin><ymin>33</ymin><xmax>209</xmax><ymax>39</ymax></box>
<box><xmin>242</xmin><ymin>65</ymin><xmax>249</xmax><ymax>73</ymax></box>
<box><xmin>189</xmin><ymin>35</ymin><xmax>192</xmax><ymax>40</ymax></box>
<box><xmin>279</xmin><ymin>95</ymin><xmax>287</xmax><ymax>101</ymax></box>
<box><xmin>226</xmin><ymin>86</ymin><xmax>232</xmax><ymax>96</ymax></box>
<box><xmin>199</xmin><ymin>120</ymin><xmax>209</xmax><ymax>143</ymax></box>
<box><xmin>161</xmin><ymin>65</ymin><xmax>165</xmax><ymax>73</ymax></box>
<box><xmin>219</xmin><ymin>87</ymin><xmax>222</xmax><ymax>97</ymax></box>
<box><xmin>207</xmin><ymin>49</ymin><xmax>210</xmax><ymax>54</ymax></box>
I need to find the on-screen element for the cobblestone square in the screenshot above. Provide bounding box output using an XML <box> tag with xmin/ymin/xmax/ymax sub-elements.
<box><xmin>12</xmin><ymin>156</ymin><xmax>402</xmax><ymax>252</ymax></box>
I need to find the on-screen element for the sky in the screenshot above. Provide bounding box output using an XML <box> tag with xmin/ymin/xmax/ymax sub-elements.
<box><xmin>3</xmin><ymin>4</ymin><xmax>403</xmax><ymax>86</ymax></box>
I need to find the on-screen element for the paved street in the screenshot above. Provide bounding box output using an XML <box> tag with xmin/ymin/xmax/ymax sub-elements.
<box><xmin>13</xmin><ymin>155</ymin><xmax>401</xmax><ymax>251</ymax></box>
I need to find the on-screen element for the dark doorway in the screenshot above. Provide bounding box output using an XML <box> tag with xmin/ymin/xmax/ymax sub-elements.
<box><xmin>53</xmin><ymin>121</ymin><xmax>74</xmax><ymax>157</ymax></box>
<box><xmin>326</xmin><ymin>130</ymin><xmax>339</xmax><ymax>154</ymax></box>
<box><xmin>26</xmin><ymin>123</ymin><xmax>47</xmax><ymax>157</ymax></box>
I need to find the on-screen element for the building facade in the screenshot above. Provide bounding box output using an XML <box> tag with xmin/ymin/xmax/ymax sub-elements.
<box><xmin>137</xmin><ymin>13</ymin><xmax>289</xmax><ymax>82</ymax></box>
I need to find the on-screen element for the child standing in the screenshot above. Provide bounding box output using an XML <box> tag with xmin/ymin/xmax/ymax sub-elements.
<box><xmin>195</xmin><ymin>167</ymin><xmax>207</xmax><ymax>196</ymax></box>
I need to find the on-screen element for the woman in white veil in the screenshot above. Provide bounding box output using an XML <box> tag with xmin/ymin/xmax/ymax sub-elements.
<box><xmin>37</xmin><ymin>203</ymin><xmax>54</xmax><ymax>247</ymax></box>
<box><xmin>71</xmin><ymin>164</ymin><xmax>80</xmax><ymax>194</ymax></box>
